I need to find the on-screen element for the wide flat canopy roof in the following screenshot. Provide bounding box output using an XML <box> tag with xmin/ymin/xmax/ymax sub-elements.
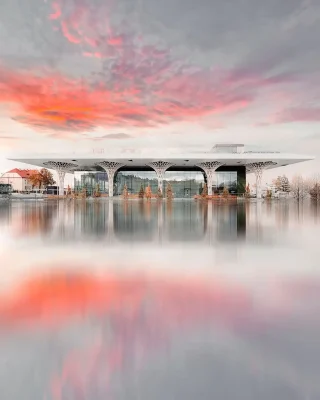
<box><xmin>9</xmin><ymin>151</ymin><xmax>314</xmax><ymax>172</ymax></box>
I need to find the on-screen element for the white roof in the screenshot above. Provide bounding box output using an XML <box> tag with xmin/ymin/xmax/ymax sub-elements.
<box><xmin>8</xmin><ymin>150</ymin><xmax>314</xmax><ymax>172</ymax></box>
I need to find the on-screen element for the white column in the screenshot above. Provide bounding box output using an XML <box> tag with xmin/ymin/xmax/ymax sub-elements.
<box><xmin>57</xmin><ymin>170</ymin><xmax>66</xmax><ymax>197</ymax></box>
<box><xmin>148</xmin><ymin>161</ymin><xmax>174</xmax><ymax>194</ymax></box>
<box><xmin>246</xmin><ymin>162</ymin><xmax>276</xmax><ymax>199</ymax></box>
<box><xmin>96</xmin><ymin>161</ymin><xmax>125</xmax><ymax>197</ymax></box>
<box><xmin>43</xmin><ymin>161</ymin><xmax>78</xmax><ymax>196</ymax></box>
<box><xmin>256</xmin><ymin>168</ymin><xmax>263</xmax><ymax>199</ymax></box>
<box><xmin>197</xmin><ymin>162</ymin><xmax>223</xmax><ymax>196</ymax></box>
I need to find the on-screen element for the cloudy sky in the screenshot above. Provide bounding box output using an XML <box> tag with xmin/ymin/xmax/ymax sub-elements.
<box><xmin>0</xmin><ymin>0</ymin><xmax>319</xmax><ymax>182</ymax></box>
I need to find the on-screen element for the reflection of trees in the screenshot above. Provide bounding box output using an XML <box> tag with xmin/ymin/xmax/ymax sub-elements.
<box><xmin>310</xmin><ymin>200</ymin><xmax>320</xmax><ymax>222</ymax></box>
<box><xmin>275</xmin><ymin>201</ymin><xmax>289</xmax><ymax>228</ymax></box>
<box><xmin>20</xmin><ymin>202</ymin><xmax>58</xmax><ymax>236</ymax></box>
<box><xmin>294</xmin><ymin>200</ymin><xmax>304</xmax><ymax>224</ymax></box>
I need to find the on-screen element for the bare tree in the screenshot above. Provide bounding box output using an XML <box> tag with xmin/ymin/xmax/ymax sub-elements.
<box><xmin>274</xmin><ymin>175</ymin><xmax>290</xmax><ymax>192</ymax></box>
<box><xmin>290</xmin><ymin>175</ymin><xmax>309</xmax><ymax>200</ymax></box>
<box><xmin>309</xmin><ymin>174</ymin><xmax>320</xmax><ymax>201</ymax></box>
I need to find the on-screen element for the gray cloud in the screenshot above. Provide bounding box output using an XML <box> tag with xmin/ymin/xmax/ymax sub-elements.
<box><xmin>0</xmin><ymin>135</ymin><xmax>22</xmax><ymax>140</ymax></box>
<box><xmin>94</xmin><ymin>133</ymin><xmax>133</xmax><ymax>140</ymax></box>
<box><xmin>1</xmin><ymin>0</ymin><xmax>319</xmax><ymax>74</ymax></box>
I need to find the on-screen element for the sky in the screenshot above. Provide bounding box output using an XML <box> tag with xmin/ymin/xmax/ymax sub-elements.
<box><xmin>0</xmin><ymin>0</ymin><xmax>319</xmax><ymax>185</ymax></box>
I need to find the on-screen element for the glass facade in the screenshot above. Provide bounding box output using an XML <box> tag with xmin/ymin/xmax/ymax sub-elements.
<box><xmin>74</xmin><ymin>171</ymin><xmax>108</xmax><ymax>195</ymax></box>
<box><xmin>74</xmin><ymin>168</ymin><xmax>242</xmax><ymax>197</ymax></box>
<box><xmin>213</xmin><ymin>171</ymin><xmax>238</xmax><ymax>193</ymax></box>
<box><xmin>115</xmin><ymin>170</ymin><xmax>205</xmax><ymax>198</ymax></box>
<box><xmin>114</xmin><ymin>170</ymin><xmax>158</xmax><ymax>196</ymax></box>
<box><xmin>163</xmin><ymin>171</ymin><xmax>204</xmax><ymax>198</ymax></box>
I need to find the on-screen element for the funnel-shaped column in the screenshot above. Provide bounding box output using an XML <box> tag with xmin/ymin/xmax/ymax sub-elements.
<box><xmin>148</xmin><ymin>161</ymin><xmax>174</xmax><ymax>194</ymax></box>
<box><xmin>43</xmin><ymin>161</ymin><xmax>78</xmax><ymax>196</ymax></box>
<box><xmin>246</xmin><ymin>162</ymin><xmax>276</xmax><ymax>199</ymax></box>
<box><xmin>197</xmin><ymin>162</ymin><xmax>223</xmax><ymax>196</ymax></box>
<box><xmin>96</xmin><ymin>161</ymin><xmax>125</xmax><ymax>197</ymax></box>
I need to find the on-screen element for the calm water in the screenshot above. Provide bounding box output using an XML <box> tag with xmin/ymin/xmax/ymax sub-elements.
<box><xmin>1</xmin><ymin>199</ymin><xmax>320</xmax><ymax>399</ymax></box>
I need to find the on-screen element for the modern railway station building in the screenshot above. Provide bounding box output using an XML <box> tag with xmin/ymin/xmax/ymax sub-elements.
<box><xmin>10</xmin><ymin>144</ymin><xmax>314</xmax><ymax>198</ymax></box>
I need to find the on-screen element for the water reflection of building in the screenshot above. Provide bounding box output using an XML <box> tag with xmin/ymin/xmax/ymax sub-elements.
<box><xmin>0</xmin><ymin>203</ymin><xmax>12</xmax><ymax>225</ymax></box>
<box><xmin>0</xmin><ymin>200</ymin><xmax>248</xmax><ymax>244</ymax></box>
<box><xmin>71</xmin><ymin>200</ymin><xmax>247</xmax><ymax>244</ymax></box>
<box><xmin>16</xmin><ymin>202</ymin><xmax>59</xmax><ymax>236</ymax></box>
<box><xmin>73</xmin><ymin>200</ymin><xmax>108</xmax><ymax>239</ymax></box>
<box><xmin>203</xmin><ymin>202</ymin><xmax>246</xmax><ymax>244</ymax></box>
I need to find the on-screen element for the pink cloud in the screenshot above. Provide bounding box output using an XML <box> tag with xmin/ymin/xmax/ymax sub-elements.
<box><xmin>0</xmin><ymin>0</ymin><xmax>298</xmax><ymax>135</ymax></box>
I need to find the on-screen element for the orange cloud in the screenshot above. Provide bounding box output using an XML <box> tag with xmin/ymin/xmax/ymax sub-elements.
<box><xmin>0</xmin><ymin>64</ymin><xmax>249</xmax><ymax>132</ymax></box>
<box><xmin>0</xmin><ymin>61</ymin><xmax>293</xmax><ymax>133</ymax></box>
<box><xmin>0</xmin><ymin>0</ymin><xmax>296</xmax><ymax>133</ymax></box>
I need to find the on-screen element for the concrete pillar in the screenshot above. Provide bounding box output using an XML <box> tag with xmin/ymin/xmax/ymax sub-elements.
<box><xmin>57</xmin><ymin>170</ymin><xmax>66</xmax><ymax>197</ymax></box>
<box><xmin>196</xmin><ymin>162</ymin><xmax>223</xmax><ymax>196</ymax></box>
<box><xmin>96</xmin><ymin>162</ymin><xmax>125</xmax><ymax>197</ymax></box>
<box><xmin>147</xmin><ymin>161</ymin><xmax>174</xmax><ymax>194</ymax></box>
<box><xmin>246</xmin><ymin>162</ymin><xmax>276</xmax><ymax>199</ymax></box>
<box><xmin>43</xmin><ymin>161</ymin><xmax>78</xmax><ymax>196</ymax></box>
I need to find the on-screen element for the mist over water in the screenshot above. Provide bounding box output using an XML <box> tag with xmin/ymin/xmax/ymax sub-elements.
<box><xmin>1</xmin><ymin>199</ymin><xmax>320</xmax><ymax>399</ymax></box>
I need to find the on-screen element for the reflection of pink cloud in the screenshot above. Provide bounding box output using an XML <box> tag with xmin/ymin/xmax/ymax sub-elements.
<box><xmin>0</xmin><ymin>269</ymin><xmax>251</xmax><ymax>397</ymax></box>
<box><xmin>1</xmin><ymin>269</ymin><xmax>317</xmax><ymax>398</ymax></box>
<box><xmin>0</xmin><ymin>271</ymin><xmax>250</xmax><ymax>329</ymax></box>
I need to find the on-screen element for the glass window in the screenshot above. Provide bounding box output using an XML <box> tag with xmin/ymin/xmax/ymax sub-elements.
<box><xmin>114</xmin><ymin>170</ymin><xmax>158</xmax><ymax>196</ymax></box>
<box><xmin>215</xmin><ymin>171</ymin><xmax>238</xmax><ymax>193</ymax></box>
<box><xmin>164</xmin><ymin>171</ymin><xmax>204</xmax><ymax>198</ymax></box>
<box><xmin>74</xmin><ymin>171</ymin><xmax>108</xmax><ymax>195</ymax></box>
<box><xmin>74</xmin><ymin>169</ymin><xmax>239</xmax><ymax>196</ymax></box>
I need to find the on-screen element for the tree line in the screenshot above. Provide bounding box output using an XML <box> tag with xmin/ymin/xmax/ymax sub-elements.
<box><xmin>272</xmin><ymin>174</ymin><xmax>320</xmax><ymax>201</ymax></box>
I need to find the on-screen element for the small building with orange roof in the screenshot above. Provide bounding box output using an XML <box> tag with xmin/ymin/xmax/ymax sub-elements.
<box><xmin>0</xmin><ymin>168</ymin><xmax>40</xmax><ymax>193</ymax></box>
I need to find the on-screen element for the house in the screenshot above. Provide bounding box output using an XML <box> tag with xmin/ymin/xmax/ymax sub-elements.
<box><xmin>0</xmin><ymin>169</ymin><xmax>40</xmax><ymax>193</ymax></box>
